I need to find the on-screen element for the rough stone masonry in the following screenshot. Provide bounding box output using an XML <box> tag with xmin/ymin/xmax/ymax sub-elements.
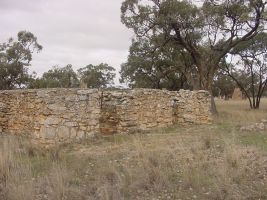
<box><xmin>0</xmin><ymin>89</ymin><xmax>212</xmax><ymax>143</ymax></box>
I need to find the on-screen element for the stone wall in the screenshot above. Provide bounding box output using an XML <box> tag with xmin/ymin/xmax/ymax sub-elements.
<box><xmin>0</xmin><ymin>89</ymin><xmax>212</xmax><ymax>142</ymax></box>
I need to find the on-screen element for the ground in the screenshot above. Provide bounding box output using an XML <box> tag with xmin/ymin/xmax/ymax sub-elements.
<box><xmin>1</xmin><ymin>99</ymin><xmax>267</xmax><ymax>200</ymax></box>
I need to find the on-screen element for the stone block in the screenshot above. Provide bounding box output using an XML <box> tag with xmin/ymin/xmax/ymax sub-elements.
<box><xmin>78</xmin><ymin>95</ymin><xmax>88</xmax><ymax>101</ymax></box>
<box><xmin>48</xmin><ymin>104</ymin><xmax>66</xmax><ymax>111</ymax></box>
<box><xmin>70</xmin><ymin>128</ymin><xmax>77</xmax><ymax>138</ymax></box>
<box><xmin>37</xmin><ymin>90</ymin><xmax>49</xmax><ymax>98</ymax></box>
<box><xmin>77</xmin><ymin>130</ymin><xmax>85</xmax><ymax>139</ymax></box>
<box><xmin>44</xmin><ymin>117</ymin><xmax>62</xmax><ymax>126</ymax></box>
<box><xmin>39</xmin><ymin>126</ymin><xmax>56</xmax><ymax>139</ymax></box>
<box><xmin>77</xmin><ymin>90</ymin><xmax>90</xmax><ymax>95</ymax></box>
<box><xmin>57</xmin><ymin>126</ymin><xmax>70</xmax><ymax>139</ymax></box>
<box><xmin>64</xmin><ymin>122</ymin><xmax>78</xmax><ymax>127</ymax></box>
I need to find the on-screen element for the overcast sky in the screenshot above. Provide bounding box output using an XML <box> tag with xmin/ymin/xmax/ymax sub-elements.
<box><xmin>0</xmin><ymin>0</ymin><xmax>133</xmax><ymax>84</ymax></box>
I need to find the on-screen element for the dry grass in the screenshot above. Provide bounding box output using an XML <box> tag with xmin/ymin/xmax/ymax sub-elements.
<box><xmin>1</xmin><ymin>99</ymin><xmax>267</xmax><ymax>200</ymax></box>
<box><xmin>216</xmin><ymin>98</ymin><xmax>267</xmax><ymax>125</ymax></box>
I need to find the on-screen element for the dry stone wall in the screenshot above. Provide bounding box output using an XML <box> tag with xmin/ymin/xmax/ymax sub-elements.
<box><xmin>0</xmin><ymin>89</ymin><xmax>212</xmax><ymax>142</ymax></box>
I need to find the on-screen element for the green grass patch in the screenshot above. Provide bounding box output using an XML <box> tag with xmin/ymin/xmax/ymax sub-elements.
<box><xmin>238</xmin><ymin>132</ymin><xmax>267</xmax><ymax>150</ymax></box>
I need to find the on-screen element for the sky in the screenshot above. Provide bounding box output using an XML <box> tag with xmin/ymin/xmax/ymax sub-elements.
<box><xmin>0</xmin><ymin>0</ymin><xmax>133</xmax><ymax>84</ymax></box>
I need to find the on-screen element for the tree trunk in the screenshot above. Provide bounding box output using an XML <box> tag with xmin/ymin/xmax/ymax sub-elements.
<box><xmin>192</xmin><ymin>69</ymin><xmax>218</xmax><ymax>115</ymax></box>
<box><xmin>255</xmin><ymin>99</ymin><xmax>260</xmax><ymax>109</ymax></box>
<box><xmin>201</xmin><ymin>70</ymin><xmax>218</xmax><ymax>115</ymax></box>
<box><xmin>210</xmin><ymin>94</ymin><xmax>218</xmax><ymax>115</ymax></box>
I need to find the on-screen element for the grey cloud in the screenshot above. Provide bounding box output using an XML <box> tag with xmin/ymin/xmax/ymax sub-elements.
<box><xmin>0</xmin><ymin>0</ymin><xmax>133</xmax><ymax>85</ymax></box>
<box><xmin>0</xmin><ymin>0</ymin><xmax>46</xmax><ymax>12</ymax></box>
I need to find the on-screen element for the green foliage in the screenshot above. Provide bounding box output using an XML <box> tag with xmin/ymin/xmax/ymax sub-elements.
<box><xmin>213</xmin><ymin>71</ymin><xmax>236</xmax><ymax>99</ymax></box>
<box><xmin>27</xmin><ymin>63</ymin><xmax>116</xmax><ymax>89</ymax></box>
<box><xmin>28</xmin><ymin>64</ymin><xmax>79</xmax><ymax>89</ymax></box>
<box><xmin>120</xmin><ymin>36</ymin><xmax>192</xmax><ymax>90</ymax></box>
<box><xmin>222</xmin><ymin>33</ymin><xmax>267</xmax><ymax>108</ymax></box>
<box><xmin>78</xmin><ymin>63</ymin><xmax>116</xmax><ymax>88</ymax></box>
<box><xmin>239</xmin><ymin>133</ymin><xmax>267</xmax><ymax>151</ymax></box>
<box><xmin>231</xmin><ymin>32</ymin><xmax>267</xmax><ymax>58</ymax></box>
<box><xmin>0</xmin><ymin>31</ymin><xmax>42</xmax><ymax>90</ymax></box>
<box><xmin>121</xmin><ymin>0</ymin><xmax>267</xmax><ymax>91</ymax></box>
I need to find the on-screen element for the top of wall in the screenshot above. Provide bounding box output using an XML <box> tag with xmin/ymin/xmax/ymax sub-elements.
<box><xmin>0</xmin><ymin>88</ymin><xmax>210</xmax><ymax>96</ymax></box>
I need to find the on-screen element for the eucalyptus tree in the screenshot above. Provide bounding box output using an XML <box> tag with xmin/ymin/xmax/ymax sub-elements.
<box><xmin>120</xmin><ymin>35</ymin><xmax>193</xmax><ymax>90</ymax></box>
<box><xmin>121</xmin><ymin>0</ymin><xmax>267</xmax><ymax>113</ymax></box>
<box><xmin>223</xmin><ymin>33</ymin><xmax>267</xmax><ymax>109</ymax></box>
<box><xmin>28</xmin><ymin>64</ymin><xmax>79</xmax><ymax>88</ymax></box>
<box><xmin>78</xmin><ymin>63</ymin><xmax>116</xmax><ymax>88</ymax></box>
<box><xmin>213</xmin><ymin>70</ymin><xmax>236</xmax><ymax>99</ymax></box>
<box><xmin>0</xmin><ymin>31</ymin><xmax>42</xmax><ymax>90</ymax></box>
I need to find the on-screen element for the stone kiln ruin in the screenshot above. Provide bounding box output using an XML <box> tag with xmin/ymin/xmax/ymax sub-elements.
<box><xmin>0</xmin><ymin>89</ymin><xmax>212</xmax><ymax>142</ymax></box>
<box><xmin>232</xmin><ymin>87</ymin><xmax>245</xmax><ymax>100</ymax></box>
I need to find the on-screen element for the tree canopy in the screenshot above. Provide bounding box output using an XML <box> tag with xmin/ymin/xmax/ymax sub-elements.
<box><xmin>120</xmin><ymin>36</ymin><xmax>192</xmax><ymax>90</ymax></box>
<box><xmin>78</xmin><ymin>63</ymin><xmax>116</xmax><ymax>88</ymax></box>
<box><xmin>28</xmin><ymin>64</ymin><xmax>79</xmax><ymax>89</ymax></box>
<box><xmin>222</xmin><ymin>32</ymin><xmax>267</xmax><ymax>108</ymax></box>
<box><xmin>121</xmin><ymin>0</ymin><xmax>267</xmax><ymax>91</ymax></box>
<box><xmin>0</xmin><ymin>31</ymin><xmax>42</xmax><ymax>90</ymax></box>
